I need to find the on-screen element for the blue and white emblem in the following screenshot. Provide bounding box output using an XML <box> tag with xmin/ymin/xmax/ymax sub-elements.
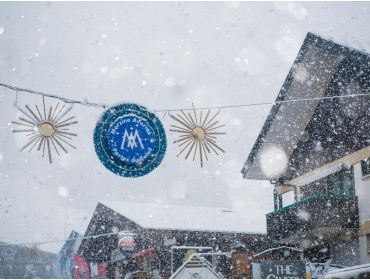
<box><xmin>94</xmin><ymin>103</ymin><xmax>166</xmax><ymax>178</ymax></box>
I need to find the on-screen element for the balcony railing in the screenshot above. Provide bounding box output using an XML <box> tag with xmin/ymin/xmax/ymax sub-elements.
<box><xmin>266</xmin><ymin>194</ymin><xmax>359</xmax><ymax>242</ymax></box>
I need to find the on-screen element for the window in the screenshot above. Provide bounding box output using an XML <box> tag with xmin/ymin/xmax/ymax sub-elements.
<box><xmin>300</xmin><ymin>168</ymin><xmax>354</xmax><ymax>199</ymax></box>
<box><xmin>361</xmin><ymin>159</ymin><xmax>370</xmax><ymax>177</ymax></box>
<box><xmin>282</xmin><ymin>191</ymin><xmax>295</xmax><ymax>207</ymax></box>
<box><xmin>329</xmin><ymin>169</ymin><xmax>354</xmax><ymax>196</ymax></box>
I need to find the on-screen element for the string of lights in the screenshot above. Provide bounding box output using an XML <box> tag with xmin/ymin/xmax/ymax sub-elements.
<box><xmin>1</xmin><ymin>82</ymin><xmax>370</xmax><ymax>113</ymax></box>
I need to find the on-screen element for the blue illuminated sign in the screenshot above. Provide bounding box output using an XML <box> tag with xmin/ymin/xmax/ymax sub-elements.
<box><xmin>94</xmin><ymin>103</ymin><xmax>166</xmax><ymax>178</ymax></box>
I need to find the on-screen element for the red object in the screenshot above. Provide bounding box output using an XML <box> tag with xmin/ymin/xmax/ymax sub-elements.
<box><xmin>132</xmin><ymin>248</ymin><xmax>156</xmax><ymax>258</ymax></box>
<box><xmin>73</xmin><ymin>255</ymin><xmax>90</xmax><ymax>279</ymax></box>
<box><xmin>97</xmin><ymin>263</ymin><xmax>106</xmax><ymax>277</ymax></box>
<box><xmin>118</xmin><ymin>236</ymin><xmax>136</xmax><ymax>249</ymax></box>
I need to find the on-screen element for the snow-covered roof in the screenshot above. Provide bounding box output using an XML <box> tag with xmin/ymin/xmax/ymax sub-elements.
<box><xmin>241</xmin><ymin>32</ymin><xmax>370</xmax><ymax>181</ymax></box>
<box><xmin>100</xmin><ymin>201</ymin><xmax>263</xmax><ymax>234</ymax></box>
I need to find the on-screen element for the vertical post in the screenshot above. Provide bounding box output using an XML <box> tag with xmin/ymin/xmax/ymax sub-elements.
<box><xmin>212</xmin><ymin>249</ymin><xmax>214</xmax><ymax>269</ymax></box>
<box><xmin>171</xmin><ymin>247</ymin><xmax>174</xmax><ymax>275</ymax></box>
<box><xmin>273</xmin><ymin>188</ymin><xmax>282</xmax><ymax>210</ymax></box>
<box><xmin>294</xmin><ymin>185</ymin><xmax>301</xmax><ymax>202</ymax></box>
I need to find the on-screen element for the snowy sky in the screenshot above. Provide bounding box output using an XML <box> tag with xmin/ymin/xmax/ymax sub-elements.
<box><xmin>1</xmin><ymin>2</ymin><xmax>370</xmax><ymax>253</ymax></box>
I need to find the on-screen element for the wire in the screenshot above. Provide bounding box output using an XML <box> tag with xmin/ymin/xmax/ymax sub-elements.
<box><xmin>0</xmin><ymin>82</ymin><xmax>108</xmax><ymax>110</ymax></box>
<box><xmin>0</xmin><ymin>230</ymin><xmax>137</xmax><ymax>247</ymax></box>
<box><xmin>1</xmin><ymin>82</ymin><xmax>370</xmax><ymax>113</ymax></box>
<box><xmin>154</xmin><ymin>93</ymin><xmax>370</xmax><ymax>112</ymax></box>
<box><xmin>0</xmin><ymin>84</ymin><xmax>369</xmax><ymax>247</ymax></box>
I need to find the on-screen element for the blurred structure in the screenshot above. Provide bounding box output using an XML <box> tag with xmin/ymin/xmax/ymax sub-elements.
<box><xmin>170</xmin><ymin>253</ymin><xmax>222</xmax><ymax>279</ymax></box>
<box><xmin>77</xmin><ymin>202</ymin><xmax>273</xmax><ymax>278</ymax></box>
<box><xmin>54</xmin><ymin>231</ymin><xmax>83</xmax><ymax>278</ymax></box>
<box><xmin>0</xmin><ymin>242</ymin><xmax>56</xmax><ymax>278</ymax></box>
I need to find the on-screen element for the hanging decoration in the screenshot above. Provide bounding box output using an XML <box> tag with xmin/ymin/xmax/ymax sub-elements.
<box><xmin>93</xmin><ymin>103</ymin><xmax>167</xmax><ymax>178</ymax></box>
<box><xmin>11</xmin><ymin>96</ymin><xmax>78</xmax><ymax>164</ymax></box>
<box><xmin>169</xmin><ymin>104</ymin><xmax>226</xmax><ymax>167</ymax></box>
<box><xmin>3</xmin><ymin>81</ymin><xmax>370</xmax><ymax>170</ymax></box>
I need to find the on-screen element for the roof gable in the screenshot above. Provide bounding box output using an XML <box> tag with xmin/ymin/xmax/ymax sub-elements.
<box><xmin>241</xmin><ymin>33</ymin><xmax>370</xmax><ymax>181</ymax></box>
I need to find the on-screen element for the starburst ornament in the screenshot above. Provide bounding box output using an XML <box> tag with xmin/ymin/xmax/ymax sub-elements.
<box><xmin>11</xmin><ymin>97</ymin><xmax>78</xmax><ymax>163</ymax></box>
<box><xmin>169</xmin><ymin>105</ymin><xmax>226</xmax><ymax>167</ymax></box>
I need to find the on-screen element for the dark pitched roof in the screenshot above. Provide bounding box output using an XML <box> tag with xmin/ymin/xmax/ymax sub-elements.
<box><xmin>78</xmin><ymin>203</ymin><xmax>270</xmax><ymax>262</ymax></box>
<box><xmin>241</xmin><ymin>32</ymin><xmax>370</xmax><ymax>181</ymax></box>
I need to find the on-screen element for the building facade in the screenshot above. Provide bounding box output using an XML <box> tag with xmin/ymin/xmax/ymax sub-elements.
<box><xmin>0</xmin><ymin>242</ymin><xmax>57</xmax><ymax>278</ymax></box>
<box><xmin>242</xmin><ymin>33</ymin><xmax>370</xmax><ymax>268</ymax></box>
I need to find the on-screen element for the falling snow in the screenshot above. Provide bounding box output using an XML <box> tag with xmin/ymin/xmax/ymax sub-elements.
<box><xmin>1</xmin><ymin>2</ymin><xmax>370</xmax><ymax>279</ymax></box>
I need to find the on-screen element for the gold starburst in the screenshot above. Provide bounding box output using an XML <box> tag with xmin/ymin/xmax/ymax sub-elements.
<box><xmin>169</xmin><ymin>105</ymin><xmax>226</xmax><ymax>167</ymax></box>
<box><xmin>11</xmin><ymin>97</ymin><xmax>78</xmax><ymax>164</ymax></box>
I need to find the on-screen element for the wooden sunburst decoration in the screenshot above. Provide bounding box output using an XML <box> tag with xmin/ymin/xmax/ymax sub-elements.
<box><xmin>11</xmin><ymin>97</ymin><xmax>78</xmax><ymax>163</ymax></box>
<box><xmin>169</xmin><ymin>105</ymin><xmax>226</xmax><ymax>167</ymax></box>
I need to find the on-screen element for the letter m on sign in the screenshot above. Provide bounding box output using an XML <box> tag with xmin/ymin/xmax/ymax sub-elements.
<box><xmin>121</xmin><ymin>129</ymin><xmax>144</xmax><ymax>150</ymax></box>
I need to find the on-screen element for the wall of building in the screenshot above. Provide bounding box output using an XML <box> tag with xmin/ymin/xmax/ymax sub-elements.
<box><xmin>0</xmin><ymin>244</ymin><xmax>57</xmax><ymax>278</ymax></box>
<box><xmin>354</xmin><ymin>162</ymin><xmax>370</xmax><ymax>264</ymax></box>
<box><xmin>330</xmin><ymin>238</ymin><xmax>360</xmax><ymax>267</ymax></box>
<box><xmin>359</xmin><ymin>235</ymin><xmax>370</xmax><ymax>265</ymax></box>
<box><xmin>354</xmin><ymin>163</ymin><xmax>370</xmax><ymax>224</ymax></box>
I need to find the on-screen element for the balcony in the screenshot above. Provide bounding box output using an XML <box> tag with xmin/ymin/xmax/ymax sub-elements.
<box><xmin>266</xmin><ymin>194</ymin><xmax>359</xmax><ymax>243</ymax></box>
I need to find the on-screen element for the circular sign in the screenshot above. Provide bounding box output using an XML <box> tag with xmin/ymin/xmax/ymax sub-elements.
<box><xmin>118</xmin><ymin>236</ymin><xmax>137</xmax><ymax>253</ymax></box>
<box><xmin>94</xmin><ymin>103</ymin><xmax>167</xmax><ymax>178</ymax></box>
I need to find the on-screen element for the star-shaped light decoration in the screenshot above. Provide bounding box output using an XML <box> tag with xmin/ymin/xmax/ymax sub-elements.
<box><xmin>169</xmin><ymin>104</ymin><xmax>226</xmax><ymax>167</ymax></box>
<box><xmin>11</xmin><ymin>97</ymin><xmax>78</xmax><ymax>163</ymax></box>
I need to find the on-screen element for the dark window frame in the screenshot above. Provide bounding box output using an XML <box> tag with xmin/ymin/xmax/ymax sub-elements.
<box><xmin>300</xmin><ymin>168</ymin><xmax>355</xmax><ymax>199</ymax></box>
<box><xmin>361</xmin><ymin>159</ymin><xmax>370</xmax><ymax>177</ymax></box>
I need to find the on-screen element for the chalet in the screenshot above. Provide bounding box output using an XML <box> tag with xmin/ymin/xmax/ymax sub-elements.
<box><xmin>0</xmin><ymin>242</ymin><xmax>56</xmax><ymax>278</ymax></box>
<box><xmin>241</xmin><ymin>32</ymin><xmax>370</xmax><ymax>267</ymax></box>
<box><xmin>77</xmin><ymin>201</ymin><xmax>272</xmax><ymax>278</ymax></box>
